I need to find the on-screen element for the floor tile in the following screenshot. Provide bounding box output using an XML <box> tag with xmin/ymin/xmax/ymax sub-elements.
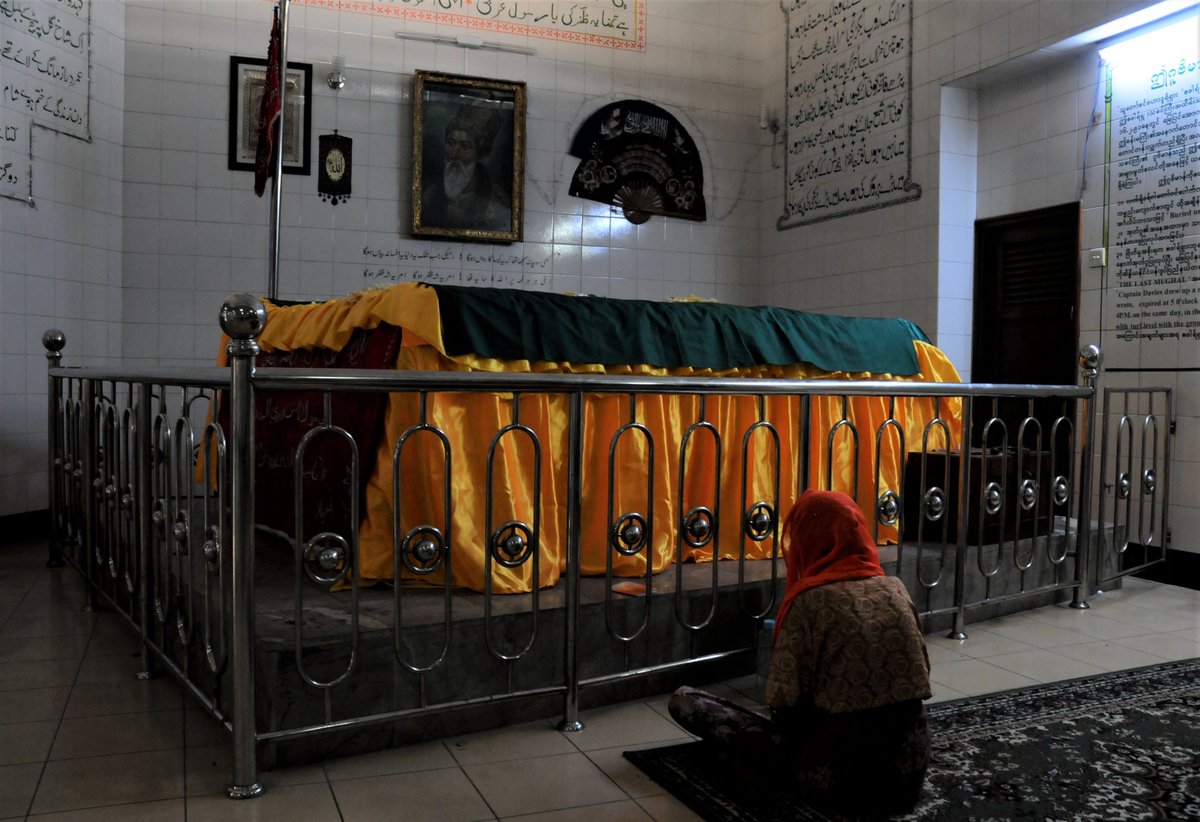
<box><xmin>1170</xmin><ymin>625</ymin><xmax>1200</xmax><ymax>643</ymax></box>
<box><xmin>1028</xmin><ymin>606</ymin><xmax>1156</xmax><ymax>640</ymax></box>
<box><xmin>1053</xmin><ymin>639</ymin><xmax>1170</xmax><ymax>672</ymax></box>
<box><xmin>332</xmin><ymin>766</ymin><xmax>493</xmax><ymax>822</ymax></box>
<box><xmin>924</xmin><ymin>640</ymin><xmax>971</xmax><ymax>665</ymax></box>
<box><xmin>84</xmin><ymin>616</ymin><xmax>145</xmax><ymax>657</ymax></box>
<box><xmin>185</xmin><ymin>745</ymin><xmax>327</xmax><ymax>797</ymax></box>
<box><xmin>0</xmin><ymin>686</ymin><xmax>71</xmax><ymax>723</ymax></box>
<box><xmin>20</xmin><ymin>798</ymin><xmax>185</xmax><ymax>821</ymax></box>
<box><xmin>63</xmin><ymin>678</ymin><xmax>183</xmax><ymax>718</ymax></box>
<box><xmin>1160</xmin><ymin>602</ymin><xmax>1200</xmax><ymax>624</ymax></box>
<box><xmin>929</xmin><ymin>658</ymin><xmax>1040</xmax><ymax>697</ymax></box>
<box><xmin>0</xmin><ymin>658</ymin><xmax>80</xmax><ymax>692</ymax></box>
<box><xmin>322</xmin><ymin>739</ymin><xmax>457</xmax><ymax>780</ymax></box>
<box><xmin>1112</xmin><ymin>631</ymin><xmax>1200</xmax><ymax>661</ymax></box>
<box><xmin>183</xmin><ymin>708</ymin><xmax>229</xmax><ymax>750</ymax></box>
<box><xmin>1098</xmin><ymin>580</ymin><xmax>1185</xmax><ymax>601</ymax></box>
<box><xmin>983</xmin><ymin>648</ymin><xmax>1107</xmax><ymax>683</ymax></box>
<box><xmin>975</xmin><ymin>617</ymin><xmax>1089</xmax><ymax>649</ymax></box>
<box><xmin>1081</xmin><ymin>600</ymin><xmax>1198</xmax><ymax>632</ymax></box>
<box><xmin>0</xmin><ymin>719</ymin><xmax>59</xmax><ymax>765</ymax></box>
<box><xmin>0</xmin><ymin>632</ymin><xmax>90</xmax><ymax>662</ymax></box>
<box><xmin>500</xmin><ymin>798</ymin><xmax>653</xmax><ymax>821</ymax></box>
<box><xmin>568</xmin><ymin>701</ymin><xmax>693</xmax><ymax>752</ymax></box>
<box><xmin>701</xmin><ymin>682</ymin><xmax>768</xmax><ymax>712</ymax></box>
<box><xmin>1121</xmin><ymin>580</ymin><xmax>1198</xmax><ymax>605</ymax></box>
<box><xmin>50</xmin><ymin>710</ymin><xmax>183</xmax><ymax>760</ymax></box>
<box><xmin>183</xmin><ymin>745</ymin><xmax>232</xmax><ymax>798</ymax></box>
<box><xmin>583</xmin><ymin>741</ymin><xmax>672</xmax><ymax>799</ymax></box>
<box><xmin>0</xmin><ymin>762</ymin><xmax>42</xmax><ymax>818</ymax></box>
<box><xmin>926</xmin><ymin>626</ymin><xmax>1036</xmax><ymax>659</ymax></box>
<box><xmin>446</xmin><ymin>718</ymin><xmax>577</xmax><ymax>766</ymax></box>
<box><xmin>715</xmin><ymin>675</ymin><xmax>760</xmax><ymax>700</ymax></box>
<box><xmin>4</xmin><ymin>530</ymin><xmax>1197</xmax><ymax>822</ymax></box>
<box><xmin>642</xmin><ymin>692</ymin><xmax>676</xmax><ymax>722</ymax></box>
<box><xmin>74</xmin><ymin>652</ymin><xmax>147</xmax><ymax>685</ymax></box>
<box><xmin>0</xmin><ymin>607</ymin><xmax>96</xmax><ymax>639</ymax></box>
<box><xmin>634</xmin><ymin>792</ymin><xmax>704</xmax><ymax>821</ymax></box>
<box><xmin>464</xmin><ymin>751</ymin><xmax>626</xmax><ymax>817</ymax></box>
<box><xmin>187</xmin><ymin>782</ymin><xmax>342</xmax><ymax>822</ymax></box>
<box><xmin>31</xmin><ymin>749</ymin><xmax>185</xmax><ymax>815</ymax></box>
<box><xmin>926</xmin><ymin>684</ymin><xmax>968</xmax><ymax>703</ymax></box>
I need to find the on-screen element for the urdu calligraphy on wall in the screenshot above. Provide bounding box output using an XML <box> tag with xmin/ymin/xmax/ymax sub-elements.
<box><xmin>1105</xmin><ymin>45</ymin><xmax>1200</xmax><ymax>364</ymax></box>
<box><xmin>1</xmin><ymin>0</ymin><xmax>91</xmax><ymax>201</ymax></box>
<box><xmin>778</xmin><ymin>0</ymin><xmax>919</xmax><ymax>229</ymax></box>
<box><xmin>359</xmin><ymin>245</ymin><xmax>553</xmax><ymax>289</ymax></box>
<box><xmin>0</xmin><ymin>116</ymin><xmax>30</xmax><ymax>201</ymax></box>
<box><xmin>293</xmin><ymin>0</ymin><xmax>645</xmax><ymax>51</ymax></box>
<box><xmin>0</xmin><ymin>0</ymin><xmax>90</xmax><ymax>136</ymax></box>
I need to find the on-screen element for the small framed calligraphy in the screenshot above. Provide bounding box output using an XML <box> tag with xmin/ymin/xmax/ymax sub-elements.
<box><xmin>228</xmin><ymin>56</ymin><xmax>313</xmax><ymax>176</ymax></box>
<box><xmin>411</xmin><ymin>71</ymin><xmax>526</xmax><ymax>243</ymax></box>
<box><xmin>318</xmin><ymin>132</ymin><xmax>352</xmax><ymax>205</ymax></box>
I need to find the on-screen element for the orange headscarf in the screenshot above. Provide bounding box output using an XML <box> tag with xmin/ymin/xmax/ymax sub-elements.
<box><xmin>774</xmin><ymin>489</ymin><xmax>885</xmax><ymax>642</ymax></box>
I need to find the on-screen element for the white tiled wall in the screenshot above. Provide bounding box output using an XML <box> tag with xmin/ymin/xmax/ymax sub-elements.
<box><xmin>936</xmin><ymin>85</ymin><xmax>978</xmax><ymax>379</ymax></box>
<box><xmin>755</xmin><ymin>0</ymin><xmax>1166</xmax><ymax>345</ymax></box>
<box><xmin>972</xmin><ymin>40</ymin><xmax>1198</xmax><ymax>556</ymax></box>
<box><xmin>1</xmin><ymin>0</ymin><xmax>1194</xmax><ymax>548</ymax></box>
<box><xmin>117</xmin><ymin>0</ymin><xmax>768</xmax><ymax>372</ymax></box>
<box><xmin>757</xmin><ymin>0</ymin><xmax>1194</xmax><ymax>550</ymax></box>
<box><xmin>0</xmin><ymin>1</ymin><xmax>126</xmax><ymax>515</ymax></box>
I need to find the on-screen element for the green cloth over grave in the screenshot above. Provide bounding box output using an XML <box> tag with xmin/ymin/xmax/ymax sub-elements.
<box><xmin>432</xmin><ymin>284</ymin><xmax>930</xmax><ymax>375</ymax></box>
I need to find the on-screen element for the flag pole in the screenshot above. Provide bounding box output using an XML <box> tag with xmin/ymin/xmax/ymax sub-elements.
<box><xmin>268</xmin><ymin>0</ymin><xmax>290</xmax><ymax>302</ymax></box>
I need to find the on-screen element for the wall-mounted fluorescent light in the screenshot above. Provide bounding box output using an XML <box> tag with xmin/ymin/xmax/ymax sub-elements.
<box><xmin>1099</xmin><ymin>12</ymin><xmax>1198</xmax><ymax>69</ymax></box>
<box><xmin>395</xmin><ymin>31</ymin><xmax>537</xmax><ymax>56</ymax></box>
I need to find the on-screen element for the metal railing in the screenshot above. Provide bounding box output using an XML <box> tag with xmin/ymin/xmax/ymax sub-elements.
<box><xmin>42</xmin><ymin>296</ymin><xmax>1172</xmax><ymax>799</ymax></box>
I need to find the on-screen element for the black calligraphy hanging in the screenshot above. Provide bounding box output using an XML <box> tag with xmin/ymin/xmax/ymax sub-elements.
<box><xmin>318</xmin><ymin>132</ymin><xmax>352</xmax><ymax>205</ymax></box>
<box><xmin>567</xmin><ymin>100</ymin><xmax>706</xmax><ymax>224</ymax></box>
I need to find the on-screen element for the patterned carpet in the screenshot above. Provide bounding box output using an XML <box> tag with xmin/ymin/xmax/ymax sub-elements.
<box><xmin>624</xmin><ymin>658</ymin><xmax>1200</xmax><ymax>821</ymax></box>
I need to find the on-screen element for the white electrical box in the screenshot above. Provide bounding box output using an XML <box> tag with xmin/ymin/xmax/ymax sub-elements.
<box><xmin>1087</xmin><ymin>248</ymin><xmax>1106</xmax><ymax>268</ymax></box>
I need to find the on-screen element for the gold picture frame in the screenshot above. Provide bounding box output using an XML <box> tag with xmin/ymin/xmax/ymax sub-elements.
<box><xmin>411</xmin><ymin>71</ymin><xmax>525</xmax><ymax>243</ymax></box>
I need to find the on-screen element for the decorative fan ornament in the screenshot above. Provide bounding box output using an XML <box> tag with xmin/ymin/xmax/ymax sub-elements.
<box><xmin>612</xmin><ymin>179</ymin><xmax>663</xmax><ymax>224</ymax></box>
<box><xmin>568</xmin><ymin>100</ymin><xmax>706</xmax><ymax>224</ymax></box>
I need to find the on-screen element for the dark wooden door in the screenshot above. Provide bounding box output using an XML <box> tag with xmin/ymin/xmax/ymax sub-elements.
<box><xmin>972</xmin><ymin>202</ymin><xmax>1080</xmax><ymax>451</ymax></box>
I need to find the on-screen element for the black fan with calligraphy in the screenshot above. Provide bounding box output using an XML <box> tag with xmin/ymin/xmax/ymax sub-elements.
<box><xmin>568</xmin><ymin>100</ymin><xmax>706</xmax><ymax>224</ymax></box>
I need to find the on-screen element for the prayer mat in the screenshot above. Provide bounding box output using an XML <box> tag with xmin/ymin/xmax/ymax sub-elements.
<box><xmin>624</xmin><ymin>657</ymin><xmax>1200</xmax><ymax>821</ymax></box>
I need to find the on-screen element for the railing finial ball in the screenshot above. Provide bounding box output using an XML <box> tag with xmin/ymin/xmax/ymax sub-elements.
<box><xmin>220</xmin><ymin>293</ymin><xmax>268</xmax><ymax>341</ymax></box>
<box><xmin>42</xmin><ymin>329</ymin><xmax>66</xmax><ymax>353</ymax></box>
<box><xmin>1078</xmin><ymin>344</ymin><xmax>1101</xmax><ymax>377</ymax></box>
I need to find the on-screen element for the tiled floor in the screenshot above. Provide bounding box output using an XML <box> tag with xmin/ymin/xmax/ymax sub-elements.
<box><xmin>2</xmin><ymin>534</ymin><xmax>1198</xmax><ymax>821</ymax></box>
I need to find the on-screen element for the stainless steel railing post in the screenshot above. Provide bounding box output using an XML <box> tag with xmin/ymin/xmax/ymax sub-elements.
<box><xmin>1071</xmin><ymin>345</ymin><xmax>1102</xmax><ymax>608</ymax></box>
<box><xmin>797</xmin><ymin>393</ymin><xmax>812</xmax><ymax>494</ymax></box>
<box><xmin>221</xmin><ymin>294</ymin><xmax>267</xmax><ymax>799</ymax></box>
<box><xmin>81</xmin><ymin>377</ymin><xmax>98</xmax><ymax>611</ymax></box>
<box><xmin>136</xmin><ymin>382</ymin><xmax>155</xmax><ymax>679</ymax></box>
<box><xmin>559</xmin><ymin>390</ymin><xmax>585</xmax><ymax>732</ymax></box>
<box><xmin>949</xmin><ymin>395</ymin><xmax>972</xmax><ymax>640</ymax></box>
<box><xmin>44</xmin><ymin>330</ymin><xmax>66</xmax><ymax>567</ymax></box>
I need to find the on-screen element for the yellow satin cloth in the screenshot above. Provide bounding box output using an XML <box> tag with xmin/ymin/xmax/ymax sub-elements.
<box><xmin>219</xmin><ymin>285</ymin><xmax>962</xmax><ymax>593</ymax></box>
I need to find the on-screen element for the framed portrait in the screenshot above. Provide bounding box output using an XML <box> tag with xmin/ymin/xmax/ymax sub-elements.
<box><xmin>411</xmin><ymin>71</ymin><xmax>526</xmax><ymax>243</ymax></box>
<box><xmin>228</xmin><ymin>55</ymin><xmax>313</xmax><ymax>175</ymax></box>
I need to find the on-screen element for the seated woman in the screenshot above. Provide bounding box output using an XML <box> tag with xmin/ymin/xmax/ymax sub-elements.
<box><xmin>669</xmin><ymin>489</ymin><xmax>932</xmax><ymax>816</ymax></box>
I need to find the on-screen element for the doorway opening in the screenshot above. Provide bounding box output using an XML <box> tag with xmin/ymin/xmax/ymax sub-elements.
<box><xmin>972</xmin><ymin>202</ymin><xmax>1081</xmax><ymax>463</ymax></box>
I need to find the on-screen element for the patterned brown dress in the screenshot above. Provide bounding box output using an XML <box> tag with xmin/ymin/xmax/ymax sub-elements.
<box><xmin>669</xmin><ymin>575</ymin><xmax>931</xmax><ymax>816</ymax></box>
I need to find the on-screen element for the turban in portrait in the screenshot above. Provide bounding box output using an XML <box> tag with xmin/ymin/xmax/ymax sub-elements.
<box><xmin>446</xmin><ymin>99</ymin><xmax>502</xmax><ymax>158</ymax></box>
